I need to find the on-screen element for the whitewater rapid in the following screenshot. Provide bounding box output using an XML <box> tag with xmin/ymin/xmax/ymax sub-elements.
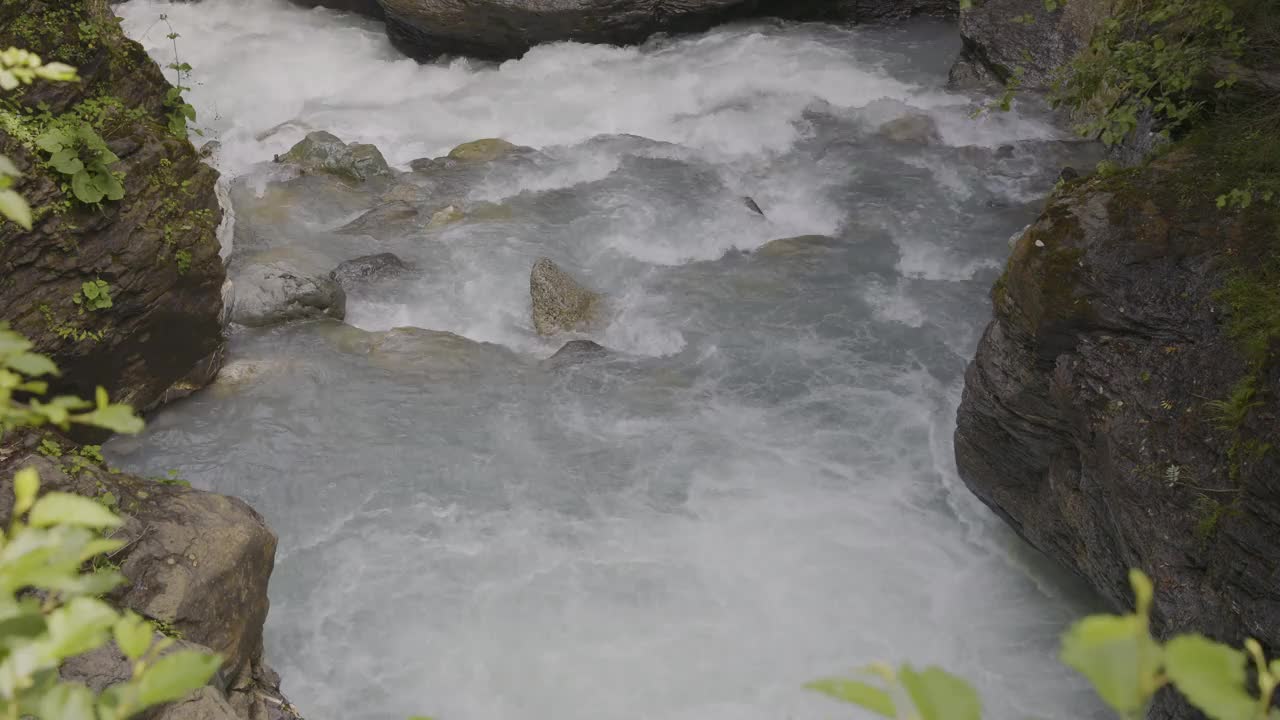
<box><xmin>111</xmin><ymin>2</ymin><xmax>1107</xmax><ymax>719</ymax></box>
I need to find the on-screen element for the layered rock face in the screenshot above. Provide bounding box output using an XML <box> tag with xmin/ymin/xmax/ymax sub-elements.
<box><xmin>955</xmin><ymin>149</ymin><xmax>1280</xmax><ymax>662</ymax></box>
<box><xmin>380</xmin><ymin>0</ymin><xmax>954</xmax><ymax>60</ymax></box>
<box><xmin>0</xmin><ymin>0</ymin><xmax>226</xmax><ymax>413</ymax></box>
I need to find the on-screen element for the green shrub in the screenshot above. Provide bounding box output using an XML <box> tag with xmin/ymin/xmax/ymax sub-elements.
<box><xmin>810</xmin><ymin>570</ymin><xmax>1280</xmax><ymax>720</ymax></box>
<box><xmin>0</xmin><ymin>47</ymin><xmax>78</xmax><ymax>230</ymax></box>
<box><xmin>1</xmin><ymin>324</ymin><xmax>222</xmax><ymax>718</ymax></box>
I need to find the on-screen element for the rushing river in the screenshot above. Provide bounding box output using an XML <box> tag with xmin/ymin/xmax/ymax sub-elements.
<box><xmin>111</xmin><ymin>2</ymin><xmax>1106</xmax><ymax>718</ymax></box>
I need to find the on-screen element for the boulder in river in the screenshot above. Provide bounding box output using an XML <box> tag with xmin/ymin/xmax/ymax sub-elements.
<box><xmin>330</xmin><ymin>252</ymin><xmax>411</xmax><ymax>291</ymax></box>
<box><xmin>4</xmin><ymin>449</ymin><xmax>290</xmax><ymax>718</ymax></box>
<box><xmin>230</xmin><ymin>258</ymin><xmax>347</xmax><ymax>327</ymax></box>
<box><xmin>380</xmin><ymin>0</ymin><xmax>954</xmax><ymax>60</ymax></box>
<box><xmin>447</xmin><ymin>138</ymin><xmax>523</xmax><ymax>162</ymax></box>
<box><xmin>878</xmin><ymin>113</ymin><xmax>941</xmax><ymax>144</ymax></box>
<box><xmin>277</xmin><ymin>131</ymin><xmax>392</xmax><ymax>182</ymax></box>
<box><xmin>530</xmin><ymin>258</ymin><xmax>602</xmax><ymax>336</ymax></box>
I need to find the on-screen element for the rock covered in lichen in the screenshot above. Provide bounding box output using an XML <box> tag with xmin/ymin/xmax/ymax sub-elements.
<box><xmin>447</xmin><ymin>138</ymin><xmax>522</xmax><ymax>162</ymax></box>
<box><xmin>530</xmin><ymin>258</ymin><xmax>601</xmax><ymax>336</ymax></box>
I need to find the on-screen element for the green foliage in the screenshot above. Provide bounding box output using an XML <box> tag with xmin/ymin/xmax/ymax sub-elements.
<box><xmin>73</xmin><ymin>279</ymin><xmax>113</xmax><ymax>312</ymax></box>
<box><xmin>0</xmin><ymin>48</ymin><xmax>78</xmax><ymax>230</ymax></box>
<box><xmin>174</xmin><ymin>250</ymin><xmax>192</xmax><ymax>275</ymax></box>
<box><xmin>0</xmin><ymin>469</ymin><xmax>222</xmax><ymax>719</ymax></box>
<box><xmin>35</xmin><ymin>122</ymin><xmax>125</xmax><ymax>206</ymax></box>
<box><xmin>159</xmin><ymin>16</ymin><xmax>197</xmax><ymax>139</ymax></box>
<box><xmin>1053</xmin><ymin>0</ymin><xmax>1245</xmax><ymax>145</ymax></box>
<box><xmin>0</xmin><ymin>326</ymin><xmax>221</xmax><ymax>718</ymax></box>
<box><xmin>1059</xmin><ymin>570</ymin><xmax>1161</xmax><ymax>718</ymax></box>
<box><xmin>0</xmin><ymin>324</ymin><xmax>140</xmax><ymax>435</ymax></box>
<box><xmin>1205</xmin><ymin>375</ymin><xmax>1261</xmax><ymax>430</ymax></box>
<box><xmin>0</xmin><ymin>47</ymin><xmax>77</xmax><ymax>92</ymax></box>
<box><xmin>807</xmin><ymin>663</ymin><xmax>982</xmax><ymax>720</ymax></box>
<box><xmin>812</xmin><ymin>571</ymin><xmax>1280</xmax><ymax>720</ymax></box>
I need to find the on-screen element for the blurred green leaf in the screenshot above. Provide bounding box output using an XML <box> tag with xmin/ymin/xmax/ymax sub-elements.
<box><xmin>1165</xmin><ymin>635</ymin><xmax>1256</xmax><ymax>720</ymax></box>
<box><xmin>806</xmin><ymin>677</ymin><xmax>896</xmax><ymax>717</ymax></box>
<box><xmin>899</xmin><ymin>665</ymin><xmax>983</xmax><ymax>720</ymax></box>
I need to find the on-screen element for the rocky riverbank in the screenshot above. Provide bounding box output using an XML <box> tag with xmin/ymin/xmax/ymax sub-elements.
<box><xmin>1</xmin><ymin>2</ymin><xmax>291</xmax><ymax>718</ymax></box>
<box><xmin>951</xmin><ymin>1</ymin><xmax>1280</xmax><ymax>717</ymax></box>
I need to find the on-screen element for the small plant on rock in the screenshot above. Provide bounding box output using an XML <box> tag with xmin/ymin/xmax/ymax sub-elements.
<box><xmin>73</xmin><ymin>279</ymin><xmax>113</xmax><ymax>312</ymax></box>
<box><xmin>36</xmin><ymin>122</ymin><xmax>125</xmax><ymax>206</ymax></box>
<box><xmin>810</xmin><ymin>570</ymin><xmax>1280</xmax><ymax>720</ymax></box>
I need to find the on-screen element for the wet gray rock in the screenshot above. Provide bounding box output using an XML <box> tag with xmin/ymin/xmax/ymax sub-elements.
<box><xmin>955</xmin><ymin>152</ymin><xmax>1280</xmax><ymax>689</ymax></box>
<box><xmin>230</xmin><ymin>260</ymin><xmax>347</xmax><ymax>327</ymax></box>
<box><xmin>381</xmin><ymin>0</ymin><xmax>954</xmax><ymax>60</ymax></box>
<box><xmin>277</xmin><ymin>131</ymin><xmax>391</xmax><ymax>183</ymax></box>
<box><xmin>409</xmin><ymin>156</ymin><xmax>460</xmax><ymax>173</ymax></box>
<box><xmin>330</xmin><ymin>253</ymin><xmax>410</xmax><ymax>291</ymax></box>
<box><xmin>530</xmin><ymin>258</ymin><xmax>601</xmax><ymax>336</ymax></box>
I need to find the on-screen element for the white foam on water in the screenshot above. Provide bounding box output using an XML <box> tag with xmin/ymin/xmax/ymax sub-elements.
<box><xmin>112</xmin><ymin>3</ymin><xmax>1108</xmax><ymax>720</ymax></box>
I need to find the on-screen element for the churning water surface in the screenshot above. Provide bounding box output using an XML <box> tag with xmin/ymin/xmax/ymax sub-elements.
<box><xmin>110</xmin><ymin>2</ymin><xmax>1107</xmax><ymax>718</ymax></box>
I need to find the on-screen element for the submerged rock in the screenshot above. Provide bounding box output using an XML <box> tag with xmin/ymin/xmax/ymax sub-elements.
<box><xmin>530</xmin><ymin>258</ymin><xmax>602</xmax><ymax>336</ymax></box>
<box><xmin>756</xmin><ymin>235</ymin><xmax>840</xmax><ymax>258</ymax></box>
<box><xmin>330</xmin><ymin>253</ymin><xmax>411</xmax><ymax>291</ymax></box>
<box><xmin>278</xmin><ymin>130</ymin><xmax>392</xmax><ymax>182</ymax></box>
<box><xmin>428</xmin><ymin>204</ymin><xmax>466</xmax><ymax>228</ymax></box>
<box><xmin>878</xmin><ymin>113</ymin><xmax>941</xmax><ymax>144</ymax></box>
<box><xmin>287</xmin><ymin>0</ymin><xmax>384</xmax><ymax>17</ymax></box>
<box><xmin>366</xmin><ymin>327</ymin><xmax>524</xmax><ymax>377</ymax></box>
<box><xmin>230</xmin><ymin>259</ymin><xmax>347</xmax><ymax>327</ymax></box>
<box><xmin>547</xmin><ymin>340</ymin><xmax>610</xmax><ymax>368</ymax></box>
<box><xmin>338</xmin><ymin>200</ymin><xmax>419</xmax><ymax>234</ymax></box>
<box><xmin>955</xmin><ymin>150</ymin><xmax>1280</xmax><ymax>676</ymax></box>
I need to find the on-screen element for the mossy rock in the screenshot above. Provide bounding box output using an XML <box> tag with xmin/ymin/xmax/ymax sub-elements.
<box><xmin>447</xmin><ymin>138</ymin><xmax>521</xmax><ymax>162</ymax></box>
<box><xmin>278</xmin><ymin>131</ymin><xmax>392</xmax><ymax>182</ymax></box>
<box><xmin>0</xmin><ymin>0</ymin><xmax>227</xmax><ymax>415</ymax></box>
